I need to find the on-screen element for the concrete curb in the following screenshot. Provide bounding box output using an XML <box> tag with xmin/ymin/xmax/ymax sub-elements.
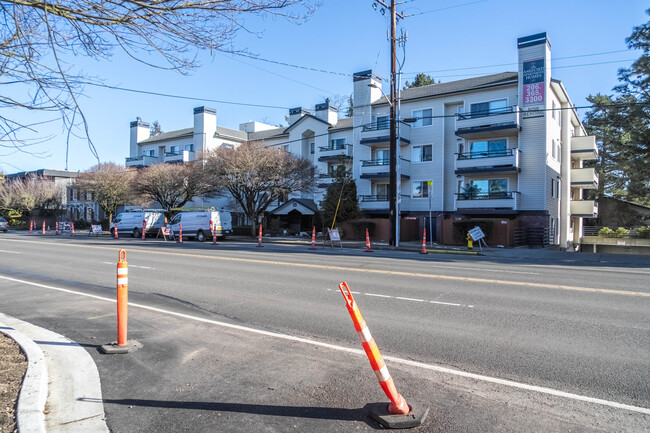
<box><xmin>0</xmin><ymin>313</ymin><xmax>109</xmax><ymax>433</ymax></box>
<box><xmin>0</xmin><ymin>320</ymin><xmax>48</xmax><ymax>433</ymax></box>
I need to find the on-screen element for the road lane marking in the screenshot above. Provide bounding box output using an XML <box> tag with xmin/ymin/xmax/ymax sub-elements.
<box><xmin>101</xmin><ymin>262</ymin><xmax>155</xmax><ymax>270</ymax></box>
<box><xmin>4</xmin><ymin>238</ymin><xmax>650</xmax><ymax>298</ymax></box>
<box><xmin>327</xmin><ymin>289</ymin><xmax>472</xmax><ymax>308</ymax></box>
<box><xmin>1</xmin><ymin>274</ymin><xmax>648</xmax><ymax>416</ymax></box>
<box><xmin>0</xmin><ymin>250</ymin><xmax>22</xmax><ymax>254</ymax></box>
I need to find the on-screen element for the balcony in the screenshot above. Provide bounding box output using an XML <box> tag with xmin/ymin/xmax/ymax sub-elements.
<box><xmin>125</xmin><ymin>155</ymin><xmax>160</xmax><ymax>167</ymax></box>
<box><xmin>164</xmin><ymin>150</ymin><xmax>194</xmax><ymax>163</ymax></box>
<box><xmin>360</xmin><ymin>121</ymin><xmax>410</xmax><ymax>146</ymax></box>
<box><xmin>317</xmin><ymin>173</ymin><xmax>337</xmax><ymax>189</ymax></box>
<box><xmin>571</xmin><ymin>167</ymin><xmax>598</xmax><ymax>189</ymax></box>
<box><xmin>318</xmin><ymin>144</ymin><xmax>353</xmax><ymax>162</ymax></box>
<box><xmin>456</xmin><ymin>106</ymin><xmax>520</xmax><ymax>139</ymax></box>
<box><xmin>359</xmin><ymin>194</ymin><xmax>388</xmax><ymax>211</ymax></box>
<box><xmin>571</xmin><ymin>136</ymin><xmax>598</xmax><ymax>161</ymax></box>
<box><xmin>455</xmin><ymin>148</ymin><xmax>520</xmax><ymax>175</ymax></box>
<box><xmin>570</xmin><ymin>200</ymin><xmax>598</xmax><ymax>218</ymax></box>
<box><xmin>454</xmin><ymin>191</ymin><xmax>520</xmax><ymax>212</ymax></box>
<box><xmin>359</xmin><ymin>158</ymin><xmax>410</xmax><ymax>179</ymax></box>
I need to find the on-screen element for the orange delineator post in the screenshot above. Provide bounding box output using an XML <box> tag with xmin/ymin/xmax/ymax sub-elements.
<box><xmin>141</xmin><ymin>219</ymin><xmax>146</xmax><ymax>240</ymax></box>
<box><xmin>210</xmin><ymin>220</ymin><xmax>217</xmax><ymax>245</ymax></box>
<box><xmin>42</xmin><ymin>220</ymin><xmax>45</xmax><ymax>235</ymax></box>
<box><xmin>179</xmin><ymin>224</ymin><xmax>183</xmax><ymax>243</ymax></box>
<box><xmin>55</xmin><ymin>221</ymin><xmax>59</xmax><ymax>235</ymax></box>
<box><xmin>365</xmin><ymin>228</ymin><xmax>373</xmax><ymax>253</ymax></box>
<box><xmin>116</xmin><ymin>250</ymin><xmax>128</xmax><ymax>346</ymax></box>
<box><xmin>114</xmin><ymin>225</ymin><xmax>119</xmax><ymax>239</ymax></box>
<box><xmin>30</xmin><ymin>220</ymin><xmax>33</xmax><ymax>235</ymax></box>
<box><xmin>420</xmin><ymin>228</ymin><xmax>427</xmax><ymax>254</ymax></box>
<box><xmin>309</xmin><ymin>226</ymin><xmax>317</xmax><ymax>250</ymax></box>
<box><xmin>338</xmin><ymin>282</ymin><xmax>410</xmax><ymax>415</ymax></box>
<box><xmin>71</xmin><ymin>222</ymin><xmax>75</xmax><ymax>237</ymax></box>
<box><xmin>257</xmin><ymin>224</ymin><xmax>263</xmax><ymax>247</ymax></box>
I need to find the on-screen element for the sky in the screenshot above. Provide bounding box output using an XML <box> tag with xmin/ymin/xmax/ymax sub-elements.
<box><xmin>2</xmin><ymin>0</ymin><xmax>648</xmax><ymax>174</ymax></box>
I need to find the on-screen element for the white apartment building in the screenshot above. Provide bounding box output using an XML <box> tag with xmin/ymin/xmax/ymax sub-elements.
<box><xmin>126</xmin><ymin>32</ymin><xmax>598</xmax><ymax>248</ymax></box>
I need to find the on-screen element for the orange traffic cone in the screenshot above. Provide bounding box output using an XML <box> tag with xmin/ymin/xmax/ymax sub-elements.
<box><xmin>364</xmin><ymin>228</ymin><xmax>373</xmax><ymax>252</ymax></box>
<box><xmin>420</xmin><ymin>228</ymin><xmax>427</xmax><ymax>254</ymax></box>
<box><xmin>309</xmin><ymin>226</ymin><xmax>317</xmax><ymax>250</ymax></box>
<box><xmin>71</xmin><ymin>222</ymin><xmax>75</xmax><ymax>237</ymax></box>
<box><xmin>179</xmin><ymin>224</ymin><xmax>183</xmax><ymax>243</ymax></box>
<box><xmin>257</xmin><ymin>224</ymin><xmax>263</xmax><ymax>247</ymax></box>
<box><xmin>114</xmin><ymin>225</ymin><xmax>119</xmax><ymax>239</ymax></box>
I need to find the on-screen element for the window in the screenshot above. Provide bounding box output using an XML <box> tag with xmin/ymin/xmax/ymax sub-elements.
<box><xmin>551</xmin><ymin>139</ymin><xmax>556</xmax><ymax>159</ymax></box>
<box><xmin>469</xmin><ymin>179</ymin><xmax>507</xmax><ymax>197</ymax></box>
<box><xmin>412</xmin><ymin>145</ymin><xmax>432</xmax><ymax>162</ymax></box>
<box><xmin>412</xmin><ymin>109</ymin><xmax>432</xmax><ymax>128</ymax></box>
<box><xmin>328</xmin><ymin>164</ymin><xmax>346</xmax><ymax>177</ymax></box>
<box><xmin>469</xmin><ymin>99</ymin><xmax>508</xmax><ymax>117</ymax></box>
<box><xmin>468</xmin><ymin>139</ymin><xmax>507</xmax><ymax>157</ymax></box>
<box><xmin>169</xmin><ymin>145</ymin><xmax>179</xmax><ymax>154</ymax></box>
<box><xmin>184</xmin><ymin>144</ymin><xmax>194</xmax><ymax>152</ymax></box>
<box><xmin>375</xmin><ymin>183</ymin><xmax>388</xmax><ymax>198</ymax></box>
<box><xmin>552</xmin><ymin>101</ymin><xmax>557</xmax><ymax>120</ymax></box>
<box><xmin>550</xmin><ymin>178</ymin><xmax>561</xmax><ymax>198</ymax></box>
<box><xmin>376</xmin><ymin>115</ymin><xmax>389</xmax><ymax>129</ymax></box>
<box><xmin>310</xmin><ymin>142</ymin><xmax>315</xmax><ymax>154</ymax></box>
<box><xmin>374</xmin><ymin>149</ymin><xmax>390</xmax><ymax>165</ymax></box>
<box><xmin>412</xmin><ymin>181</ymin><xmax>430</xmax><ymax>198</ymax></box>
<box><xmin>330</xmin><ymin>138</ymin><xmax>346</xmax><ymax>149</ymax></box>
<box><xmin>557</xmin><ymin>141</ymin><xmax>561</xmax><ymax>163</ymax></box>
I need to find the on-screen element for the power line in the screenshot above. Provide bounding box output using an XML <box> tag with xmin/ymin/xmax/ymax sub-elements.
<box><xmin>408</xmin><ymin>0</ymin><xmax>489</xmax><ymax>16</ymax></box>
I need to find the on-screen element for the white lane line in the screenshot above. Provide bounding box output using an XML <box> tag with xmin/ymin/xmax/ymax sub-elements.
<box><xmin>2</xmin><ymin>274</ymin><xmax>648</xmax><ymax>416</ymax></box>
<box><xmin>0</xmin><ymin>250</ymin><xmax>22</xmax><ymax>254</ymax></box>
<box><xmin>327</xmin><ymin>289</ymin><xmax>472</xmax><ymax>308</ymax></box>
<box><xmin>520</xmin><ymin>264</ymin><xmax>650</xmax><ymax>276</ymax></box>
<box><xmin>427</xmin><ymin>264</ymin><xmax>539</xmax><ymax>275</ymax></box>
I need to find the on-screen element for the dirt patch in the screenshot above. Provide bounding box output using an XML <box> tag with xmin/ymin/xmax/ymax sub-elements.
<box><xmin>0</xmin><ymin>332</ymin><xmax>27</xmax><ymax>433</ymax></box>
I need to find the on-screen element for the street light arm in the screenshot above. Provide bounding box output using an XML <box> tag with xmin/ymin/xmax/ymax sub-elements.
<box><xmin>367</xmin><ymin>83</ymin><xmax>392</xmax><ymax>107</ymax></box>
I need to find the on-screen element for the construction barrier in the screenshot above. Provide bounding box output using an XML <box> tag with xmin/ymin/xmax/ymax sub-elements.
<box><xmin>365</xmin><ymin>228</ymin><xmax>374</xmax><ymax>253</ymax></box>
<box><xmin>141</xmin><ymin>219</ymin><xmax>146</xmax><ymax>240</ymax></box>
<box><xmin>257</xmin><ymin>224</ymin><xmax>263</xmax><ymax>247</ymax></box>
<box><xmin>309</xmin><ymin>226</ymin><xmax>317</xmax><ymax>250</ymax></box>
<box><xmin>338</xmin><ymin>282</ymin><xmax>410</xmax><ymax>415</ymax></box>
<box><xmin>420</xmin><ymin>228</ymin><xmax>427</xmax><ymax>254</ymax></box>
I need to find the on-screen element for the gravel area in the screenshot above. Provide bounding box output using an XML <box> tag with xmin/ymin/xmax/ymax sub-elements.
<box><xmin>0</xmin><ymin>333</ymin><xmax>26</xmax><ymax>433</ymax></box>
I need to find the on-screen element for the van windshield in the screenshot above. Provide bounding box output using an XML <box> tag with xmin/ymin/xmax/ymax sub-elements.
<box><xmin>113</xmin><ymin>214</ymin><xmax>123</xmax><ymax>223</ymax></box>
<box><xmin>170</xmin><ymin>214</ymin><xmax>181</xmax><ymax>224</ymax></box>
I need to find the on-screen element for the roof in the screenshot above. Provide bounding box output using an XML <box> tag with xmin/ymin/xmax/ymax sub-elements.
<box><xmin>329</xmin><ymin>117</ymin><xmax>353</xmax><ymax>131</ymax></box>
<box><xmin>216</xmin><ymin>126</ymin><xmax>248</xmax><ymax>141</ymax></box>
<box><xmin>376</xmin><ymin>72</ymin><xmax>519</xmax><ymax>105</ymax></box>
<box><xmin>284</xmin><ymin>113</ymin><xmax>333</xmax><ymax>132</ymax></box>
<box><xmin>139</xmin><ymin>128</ymin><xmax>193</xmax><ymax>144</ymax></box>
<box><xmin>248</xmin><ymin>127</ymin><xmax>288</xmax><ymax>141</ymax></box>
<box><xmin>6</xmin><ymin>169</ymin><xmax>79</xmax><ymax>180</ymax></box>
<box><xmin>268</xmin><ymin>198</ymin><xmax>319</xmax><ymax>215</ymax></box>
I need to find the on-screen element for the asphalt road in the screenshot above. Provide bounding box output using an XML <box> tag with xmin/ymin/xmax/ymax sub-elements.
<box><xmin>1</xmin><ymin>233</ymin><xmax>649</xmax><ymax>431</ymax></box>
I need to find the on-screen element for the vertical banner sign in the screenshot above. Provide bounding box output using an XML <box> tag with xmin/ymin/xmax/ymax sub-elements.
<box><xmin>522</xmin><ymin>58</ymin><xmax>545</xmax><ymax>119</ymax></box>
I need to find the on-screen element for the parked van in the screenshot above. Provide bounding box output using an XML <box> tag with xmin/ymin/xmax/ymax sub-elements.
<box><xmin>110</xmin><ymin>210</ymin><xmax>166</xmax><ymax>238</ymax></box>
<box><xmin>169</xmin><ymin>211</ymin><xmax>232</xmax><ymax>241</ymax></box>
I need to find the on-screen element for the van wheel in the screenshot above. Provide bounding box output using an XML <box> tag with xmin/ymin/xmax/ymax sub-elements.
<box><xmin>196</xmin><ymin>230</ymin><xmax>205</xmax><ymax>242</ymax></box>
<box><xmin>133</xmin><ymin>228</ymin><xmax>140</xmax><ymax>238</ymax></box>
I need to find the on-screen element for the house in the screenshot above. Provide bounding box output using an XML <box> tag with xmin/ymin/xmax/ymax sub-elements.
<box><xmin>126</xmin><ymin>32</ymin><xmax>597</xmax><ymax>248</ymax></box>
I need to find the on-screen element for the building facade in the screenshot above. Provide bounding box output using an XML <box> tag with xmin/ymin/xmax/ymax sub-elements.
<box><xmin>126</xmin><ymin>32</ymin><xmax>598</xmax><ymax>248</ymax></box>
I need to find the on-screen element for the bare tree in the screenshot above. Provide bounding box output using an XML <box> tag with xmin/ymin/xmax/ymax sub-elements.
<box><xmin>204</xmin><ymin>142</ymin><xmax>315</xmax><ymax>236</ymax></box>
<box><xmin>0</xmin><ymin>174</ymin><xmax>63</xmax><ymax>218</ymax></box>
<box><xmin>75</xmin><ymin>163</ymin><xmax>135</xmax><ymax>223</ymax></box>
<box><xmin>1</xmin><ymin>1</ymin><xmax>316</xmax><ymax>154</ymax></box>
<box><xmin>134</xmin><ymin>161</ymin><xmax>218</xmax><ymax>219</ymax></box>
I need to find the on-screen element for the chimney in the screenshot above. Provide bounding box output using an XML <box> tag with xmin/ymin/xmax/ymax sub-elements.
<box><xmin>289</xmin><ymin>107</ymin><xmax>309</xmax><ymax>126</ymax></box>
<box><xmin>129</xmin><ymin>117</ymin><xmax>150</xmax><ymax>158</ymax></box>
<box><xmin>193</xmin><ymin>106</ymin><xmax>217</xmax><ymax>155</ymax></box>
<box><xmin>315</xmin><ymin>98</ymin><xmax>338</xmax><ymax>125</ymax></box>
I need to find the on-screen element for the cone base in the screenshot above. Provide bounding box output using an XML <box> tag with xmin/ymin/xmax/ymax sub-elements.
<box><xmin>367</xmin><ymin>402</ymin><xmax>429</xmax><ymax>429</ymax></box>
<box><xmin>99</xmin><ymin>340</ymin><xmax>142</xmax><ymax>354</ymax></box>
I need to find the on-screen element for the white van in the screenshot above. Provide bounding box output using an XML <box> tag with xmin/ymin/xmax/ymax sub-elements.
<box><xmin>110</xmin><ymin>210</ymin><xmax>166</xmax><ymax>238</ymax></box>
<box><xmin>169</xmin><ymin>211</ymin><xmax>232</xmax><ymax>241</ymax></box>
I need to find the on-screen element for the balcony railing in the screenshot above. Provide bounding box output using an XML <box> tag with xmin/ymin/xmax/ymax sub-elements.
<box><xmin>164</xmin><ymin>150</ymin><xmax>194</xmax><ymax>163</ymax></box>
<box><xmin>456</xmin><ymin>191</ymin><xmax>516</xmax><ymax>200</ymax></box>
<box><xmin>317</xmin><ymin>143</ymin><xmax>352</xmax><ymax>161</ymax></box>
<box><xmin>360</xmin><ymin>121</ymin><xmax>410</xmax><ymax>145</ymax></box>
<box><xmin>361</xmin><ymin>159</ymin><xmax>390</xmax><ymax>166</ymax></box>
<box><xmin>125</xmin><ymin>155</ymin><xmax>160</xmax><ymax>167</ymax></box>
<box><xmin>456</xmin><ymin>105</ymin><xmax>520</xmax><ymax>138</ymax></box>
<box><xmin>570</xmin><ymin>200</ymin><xmax>598</xmax><ymax>217</ymax></box>
<box><xmin>454</xmin><ymin>191</ymin><xmax>520</xmax><ymax>211</ymax></box>
<box><xmin>359</xmin><ymin>194</ymin><xmax>388</xmax><ymax>202</ymax></box>
<box><xmin>455</xmin><ymin>148</ymin><xmax>521</xmax><ymax>174</ymax></box>
<box><xmin>571</xmin><ymin>136</ymin><xmax>598</xmax><ymax>161</ymax></box>
<box><xmin>457</xmin><ymin>148</ymin><xmax>515</xmax><ymax>159</ymax></box>
<box><xmin>457</xmin><ymin>106</ymin><xmax>517</xmax><ymax>120</ymax></box>
<box><xmin>571</xmin><ymin>167</ymin><xmax>599</xmax><ymax>189</ymax></box>
<box><xmin>359</xmin><ymin>158</ymin><xmax>410</xmax><ymax>179</ymax></box>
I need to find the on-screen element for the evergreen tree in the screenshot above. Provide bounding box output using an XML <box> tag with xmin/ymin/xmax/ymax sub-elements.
<box><xmin>403</xmin><ymin>73</ymin><xmax>439</xmax><ymax>89</ymax></box>
<box><xmin>319</xmin><ymin>170</ymin><xmax>362</xmax><ymax>230</ymax></box>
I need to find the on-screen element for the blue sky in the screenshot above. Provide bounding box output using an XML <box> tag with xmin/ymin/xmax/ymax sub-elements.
<box><xmin>2</xmin><ymin>0</ymin><xmax>648</xmax><ymax>174</ymax></box>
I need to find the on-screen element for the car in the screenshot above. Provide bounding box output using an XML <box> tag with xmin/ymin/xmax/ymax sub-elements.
<box><xmin>0</xmin><ymin>217</ymin><xmax>8</xmax><ymax>233</ymax></box>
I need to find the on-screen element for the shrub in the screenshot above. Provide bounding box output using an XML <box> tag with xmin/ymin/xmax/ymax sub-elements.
<box><xmin>597</xmin><ymin>227</ymin><xmax>615</xmax><ymax>238</ymax></box>
<box><xmin>613</xmin><ymin>227</ymin><xmax>629</xmax><ymax>238</ymax></box>
<box><xmin>635</xmin><ymin>226</ymin><xmax>650</xmax><ymax>238</ymax></box>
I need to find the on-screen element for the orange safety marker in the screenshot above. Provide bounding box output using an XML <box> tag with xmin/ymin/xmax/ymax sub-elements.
<box><xmin>71</xmin><ymin>222</ymin><xmax>75</xmax><ymax>237</ymax></box>
<box><xmin>364</xmin><ymin>228</ymin><xmax>374</xmax><ymax>253</ymax></box>
<box><xmin>309</xmin><ymin>226</ymin><xmax>317</xmax><ymax>250</ymax></box>
<box><xmin>30</xmin><ymin>220</ymin><xmax>33</xmax><ymax>235</ymax></box>
<box><xmin>339</xmin><ymin>282</ymin><xmax>409</xmax><ymax>414</ymax></box>
<box><xmin>114</xmin><ymin>225</ymin><xmax>119</xmax><ymax>239</ymax></box>
<box><xmin>99</xmin><ymin>249</ymin><xmax>141</xmax><ymax>354</ymax></box>
<box><xmin>210</xmin><ymin>220</ymin><xmax>217</xmax><ymax>245</ymax></box>
<box><xmin>141</xmin><ymin>219</ymin><xmax>146</xmax><ymax>240</ymax></box>
<box><xmin>42</xmin><ymin>220</ymin><xmax>45</xmax><ymax>235</ymax></box>
<box><xmin>420</xmin><ymin>228</ymin><xmax>427</xmax><ymax>254</ymax></box>
<box><xmin>179</xmin><ymin>224</ymin><xmax>183</xmax><ymax>243</ymax></box>
<box><xmin>55</xmin><ymin>221</ymin><xmax>59</xmax><ymax>235</ymax></box>
<box><xmin>257</xmin><ymin>224</ymin><xmax>263</xmax><ymax>247</ymax></box>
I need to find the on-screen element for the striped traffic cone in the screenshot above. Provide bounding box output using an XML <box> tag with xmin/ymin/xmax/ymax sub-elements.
<box><xmin>309</xmin><ymin>226</ymin><xmax>317</xmax><ymax>250</ymax></box>
<box><xmin>114</xmin><ymin>226</ymin><xmax>119</xmax><ymax>239</ymax></box>
<box><xmin>364</xmin><ymin>228</ymin><xmax>373</xmax><ymax>253</ymax></box>
<box><xmin>141</xmin><ymin>219</ymin><xmax>146</xmax><ymax>240</ymax></box>
<box><xmin>30</xmin><ymin>220</ymin><xmax>33</xmax><ymax>235</ymax></box>
<box><xmin>257</xmin><ymin>224</ymin><xmax>263</xmax><ymax>247</ymax></box>
<box><xmin>420</xmin><ymin>228</ymin><xmax>427</xmax><ymax>254</ymax></box>
<box><xmin>179</xmin><ymin>224</ymin><xmax>183</xmax><ymax>243</ymax></box>
<box><xmin>211</xmin><ymin>220</ymin><xmax>217</xmax><ymax>245</ymax></box>
<box><xmin>71</xmin><ymin>222</ymin><xmax>75</xmax><ymax>237</ymax></box>
<box><xmin>42</xmin><ymin>220</ymin><xmax>45</xmax><ymax>235</ymax></box>
<box><xmin>55</xmin><ymin>221</ymin><xmax>59</xmax><ymax>235</ymax></box>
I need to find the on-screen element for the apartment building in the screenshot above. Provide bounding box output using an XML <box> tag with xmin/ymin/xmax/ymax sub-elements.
<box><xmin>126</xmin><ymin>32</ymin><xmax>598</xmax><ymax>248</ymax></box>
